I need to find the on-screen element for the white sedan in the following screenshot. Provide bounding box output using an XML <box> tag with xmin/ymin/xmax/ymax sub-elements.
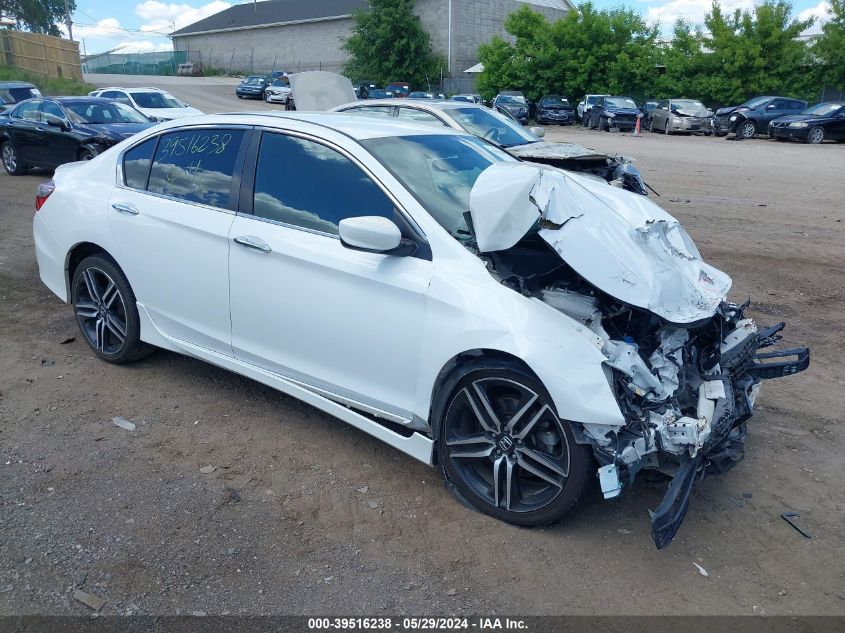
<box><xmin>32</xmin><ymin>113</ymin><xmax>807</xmax><ymax>548</ymax></box>
<box><xmin>89</xmin><ymin>86</ymin><xmax>203</xmax><ymax>122</ymax></box>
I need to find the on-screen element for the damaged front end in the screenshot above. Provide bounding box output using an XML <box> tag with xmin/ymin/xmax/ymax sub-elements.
<box><xmin>469</xmin><ymin>163</ymin><xmax>810</xmax><ymax>548</ymax></box>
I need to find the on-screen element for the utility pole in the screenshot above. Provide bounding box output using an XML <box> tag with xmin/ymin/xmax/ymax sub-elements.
<box><xmin>63</xmin><ymin>0</ymin><xmax>73</xmax><ymax>40</ymax></box>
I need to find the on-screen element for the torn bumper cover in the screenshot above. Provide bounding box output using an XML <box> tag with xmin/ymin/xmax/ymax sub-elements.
<box><xmin>469</xmin><ymin>163</ymin><xmax>810</xmax><ymax>549</ymax></box>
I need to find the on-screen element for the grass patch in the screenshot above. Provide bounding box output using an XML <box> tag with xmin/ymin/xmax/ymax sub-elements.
<box><xmin>0</xmin><ymin>66</ymin><xmax>97</xmax><ymax>96</ymax></box>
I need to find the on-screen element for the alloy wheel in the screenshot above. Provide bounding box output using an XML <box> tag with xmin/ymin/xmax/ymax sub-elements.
<box><xmin>807</xmin><ymin>127</ymin><xmax>824</xmax><ymax>144</ymax></box>
<box><xmin>2</xmin><ymin>143</ymin><xmax>17</xmax><ymax>172</ymax></box>
<box><xmin>741</xmin><ymin>121</ymin><xmax>756</xmax><ymax>139</ymax></box>
<box><xmin>74</xmin><ymin>266</ymin><xmax>128</xmax><ymax>355</ymax></box>
<box><xmin>443</xmin><ymin>377</ymin><xmax>571</xmax><ymax>513</ymax></box>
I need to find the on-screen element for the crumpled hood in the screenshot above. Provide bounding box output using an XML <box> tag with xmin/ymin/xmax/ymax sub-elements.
<box><xmin>75</xmin><ymin>121</ymin><xmax>155</xmax><ymax>139</ymax></box>
<box><xmin>716</xmin><ymin>105</ymin><xmax>740</xmax><ymax>116</ymax></box>
<box><xmin>605</xmin><ymin>107</ymin><xmax>641</xmax><ymax>116</ymax></box>
<box><xmin>674</xmin><ymin>108</ymin><xmax>709</xmax><ymax>117</ymax></box>
<box><xmin>506</xmin><ymin>140</ymin><xmax>606</xmax><ymax>161</ymax></box>
<box><xmin>469</xmin><ymin>163</ymin><xmax>732</xmax><ymax>323</ymax></box>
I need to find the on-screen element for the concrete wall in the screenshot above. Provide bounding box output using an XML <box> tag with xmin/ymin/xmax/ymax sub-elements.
<box><xmin>172</xmin><ymin>17</ymin><xmax>354</xmax><ymax>74</ymax></box>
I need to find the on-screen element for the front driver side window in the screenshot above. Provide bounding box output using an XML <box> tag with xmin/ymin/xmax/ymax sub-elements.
<box><xmin>252</xmin><ymin>132</ymin><xmax>395</xmax><ymax>235</ymax></box>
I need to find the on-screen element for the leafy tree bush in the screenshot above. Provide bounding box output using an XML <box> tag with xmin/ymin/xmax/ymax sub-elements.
<box><xmin>0</xmin><ymin>0</ymin><xmax>73</xmax><ymax>36</ymax></box>
<box><xmin>812</xmin><ymin>0</ymin><xmax>845</xmax><ymax>91</ymax></box>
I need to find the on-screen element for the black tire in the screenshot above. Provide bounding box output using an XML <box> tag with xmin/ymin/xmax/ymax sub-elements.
<box><xmin>598</xmin><ymin>116</ymin><xmax>606</xmax><ymax>132</ymax></box>
<box><xmin>1</xmin><ymin>140</ymin><xmax>27</xmax><ymax>176</ymax></box>
<box><xmin>664</xmin><ymin>121</ymin><xmax>671</xmax><ymax>135</ymax></box>
<box><xmin>71</xmin><ymin>254</ymin><xmax>154</xmax><ymax>364</ymax></box>
<box><xmin>806</xmin><ymin>126</ymin><xmax>824</xmax><ymax>144</ymax></box>
<box><xmin>435</xmin><ymin>358</ymin><xmax>592</xmax><ymax>527</ymax></box>
<box><xmin>581</xmin><ymin>113</ymin><xmax>589</xmax><ymax>128</ymax></box>
<box><xmin>79</xmin><ymin>144</ymin><xmax>101</xmax><ymax>161</ymax></box>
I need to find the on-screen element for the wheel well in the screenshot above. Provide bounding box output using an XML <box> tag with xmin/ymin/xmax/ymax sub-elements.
<box><xmin>66</xmin><ymin>242</ymin><xmax>108</xmax><ymax>298</ymax></box>
<box><xmin>428</xmin><ymin>349</ymin><xmax>542</xmax><ymax>460</ymax></box>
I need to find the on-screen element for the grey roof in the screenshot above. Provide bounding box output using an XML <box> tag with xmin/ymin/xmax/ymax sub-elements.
<box><xmin>171</xmin><ymin>0</ymin><xmax>367</xmax><ymax>37</ymax></box>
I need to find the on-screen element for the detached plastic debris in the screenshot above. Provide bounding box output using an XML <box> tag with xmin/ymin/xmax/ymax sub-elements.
<box><xmin>73</xmin><ymin>588</ymin><xmax>106</xmax><ymax>611</ymax></box>
<box><xmin>112</xmin><ymin>417</ymin><xmax>135</xmax><ymax>431</ymax></box>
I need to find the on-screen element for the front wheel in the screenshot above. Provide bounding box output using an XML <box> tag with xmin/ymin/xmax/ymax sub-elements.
<box><xmin>740</xmin><ymin>120</ymin><xmax>756</xmax><ymax>139</ymax></box>
<box><xmin>71</xmin><ymin>254</ymin><xmax>154</xmax><ymax>364</ymax></box>
<box><xmin>598</xmin><ymin>116</ymin><xmax>606</xmax><ymax>132</ymax></box>
<box><xmin>806</xmin><ymin>126</ymin><xmax>824</xmax><ymax>144</ymax></box>
<box><xmin>1</xmin><ymin>140</ymin><xmax>26</xmax><ymax>175</ymax></box>
<box><xmin>436</xmin><ymin>361</ymin><xmax>592</xmax><ymax>526</ymax></box>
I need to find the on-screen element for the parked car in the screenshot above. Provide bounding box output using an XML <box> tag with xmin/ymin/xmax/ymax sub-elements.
<box><xmin>353</xmin><ymin>81</ymin><xmax>379</xmax><ymax>99</ymax></box>
<box><xmin>587</xmin><ymin>96</ymin><xmax>641</xmax><ymax>132</ymax></box>
<box><xmin>408</xmin><ymin>92</ymin><xmax>446</xmax><ymax>100</ymax></box>
<box><xmin>769</xmin><ymin>102</ymin><xmax>845</xmax><ymax>144</ymax></box>
<box><xmin>269</xmin><ymin>70</ymin><xmax>289</xmax><ymax>80</ymax></box>
<box><xmin>1</xmin><ymin>96</ymin><xmax>154</xmax><ymax>175</ymax></box>
<box><xmin>712</xmin><ymin>96</ymin><xmax>807</xmax><ymax>138</ymax></box>
<box><xmin>366</xmin><ymin>89</ymin><xmax>394</xmax><ymax>99</ymax></box>
<box><xmin>0</xmin><ymin>81</ymin><xmax>42</xmax><ymax>113</ymax></box>
<box><xmin>450</xmin><ymin>94</ymin><xmax>482</xmax><ymax>104</ymax></box>
<box><xmin>264</xmin><ymin>77</ymin><xmax>292</xmax><ymax>104</ymax></box>
<box><xmin>641</xmin><ymin>100</ymin><xmax>659</xmax><ymax>128</ymax></box>
<box><xmin>236</xmin><ymin>75</ymin><xmax>271</xmax><ymax>99</ymax></box>
<box><xmin>33</xmin><ymin>112</ymin><xmax>809</xmax><ymax>549</ymax></box>
<box><xmin>578</xmin><ymin>94</ymin><xmax>609</xmax><ymax>124</ymax></box>
<box><xmin>334</xmin><ymin>98</ymin><xmax>649</xmax><ymax>196</ymax></box>
<box><xmin>385</xmin><ymin>82</ymin><xmax>411</xmax><ymax>98</ymax></box>
<box><xmin>649</xmin><ymin>99</ymin><xmax>713</xmax><ymax>135</ymax></box>
<box><xmin>90</xmin><ymin>87</ymin><xmax>203</xmax><ymax>122</ymax></box>
<box><xmin>535</xmin><ymin>95</ymin><xmax>575</xmax><ymax>125</ymax></box>
<box><xmin>492</xmin><ymin>91</ymin><xmax>529</xmax><ymax>124</ymax></box>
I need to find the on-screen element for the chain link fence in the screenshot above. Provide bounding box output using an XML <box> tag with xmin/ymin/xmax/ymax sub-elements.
<box><xmin>82</xmin><ymin>51</ymin><xmax>190</xmax><ymax>76</ymax></box>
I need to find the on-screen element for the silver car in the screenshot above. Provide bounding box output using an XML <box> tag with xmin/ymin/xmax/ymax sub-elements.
<box><xmin>649</xmin><ymin>99</ymin><xmax>713</xmax><ymax>135</ymax></box>
<box><xmin>334</xmin><ymin>98</ymin><xmax>649</xmax><ymax>195</ymax></box>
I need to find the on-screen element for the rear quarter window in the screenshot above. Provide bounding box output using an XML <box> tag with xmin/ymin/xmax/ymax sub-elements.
<box><xmin>123</xmin><ymin>137</ymin><xmax>158</xmax><ymax>189</ymax></box>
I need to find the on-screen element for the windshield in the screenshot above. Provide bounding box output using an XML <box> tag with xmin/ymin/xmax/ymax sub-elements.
<box><xmin>586</xmin><ymin>95</ymin><xmax>604</xmax><ymax>105</ymax></box>
<box><xmin>244</xmin><ymin>76</ymin><xmax>264</xmax><ymax>85</ymax></box>
<box><xmin>673</xmin><ymin>99</ymin><xmax>706</xmax><ymax>111</ymax></box>
<box><xmin>497</xmin><ymin>94</ymin><xmax>525</xmax><ymax>104</ymax></box>
<box><xmin>606</xmin><ymin>97</ymin><xmax>637</xmax><ymax>108</ymax></box>
<box><xmin>65</xmin><ymin>101</ymin><xmax>150</xmax><ymax>124</ymax></box>
<box><xmin>540</xmin><ymin>96</ymin><xmax>569</xmax><ymax>106</ymax></box>
<box><xmin>271</xmin><ymin>78</ymin><xmax>289</xmax><ymax>87</ymax></box>
<box><xmin>742</xmin><ymin>97</ymin><xmax>770</xmax><ymax>109</ymax></box>
<box><xmin>131</xmin><ymin>92</ymin><xmax>186</xmax><ymax>109</ymax></box>
<box><xmin>450</xmin><ymin>106</ymin><xmax>537</xmax><ymax>148</ymax></box>
<box><xmin>803</xmin><ymin>103</ymin><xmax>841</xmax><ymax>116</ymax></box>
<box><xmin>361</xmin><ymin>134</ymin><xmax>513</xmax><ymax>238</ymax></box>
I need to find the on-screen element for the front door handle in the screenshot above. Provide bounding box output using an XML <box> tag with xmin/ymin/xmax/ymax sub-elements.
<box><xmin>233</xmin><ymin>236</ymin><xmax>271</xmax><ymax>253</ymax></box>
<box><xmin>111</xmin><ymin>202</ymin><xmax>139</xmax><ymax>215</ymax></box>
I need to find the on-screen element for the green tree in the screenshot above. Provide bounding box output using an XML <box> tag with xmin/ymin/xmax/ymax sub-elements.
<box><xmin>813</xmin><ymin>0</ymin><xmax>845</xmax><ymax>90</ymax></box>
<box><xmin>343</xmin><ymin>0</ymin><xmax>445</xmax><ymax>89</ymax></box>
<box><xmin>0</xmin><ymin>0</ymin><xmax>74</xmax><ymax>36</ymax></box>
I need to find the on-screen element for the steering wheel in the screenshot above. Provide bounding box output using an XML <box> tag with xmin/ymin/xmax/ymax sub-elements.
<box><xmin>483</xmin><ymin>127</ymin><xmax>501</xmax><ymax>143</ymax></box>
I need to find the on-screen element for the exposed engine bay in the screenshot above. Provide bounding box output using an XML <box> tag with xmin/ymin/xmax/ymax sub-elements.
<box><xmin>468</xmin><ymin>162</ymin><xmax>810</xmax><ymax>548</ymax></box>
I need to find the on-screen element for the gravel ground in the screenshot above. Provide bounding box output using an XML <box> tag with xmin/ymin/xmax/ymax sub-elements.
<box><xmin>1</xmin><ymin>81</ymin><xmax>844</xmax><ymax>616</ymax></box>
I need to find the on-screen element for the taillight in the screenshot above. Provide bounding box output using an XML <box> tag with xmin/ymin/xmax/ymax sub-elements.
<box><xmin>35</xmin><ymin>180</ymin><xmax>55</xmax><ymax>211</ymax></box>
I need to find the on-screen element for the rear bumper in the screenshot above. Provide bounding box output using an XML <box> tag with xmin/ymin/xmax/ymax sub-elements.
<box><xmin>33</xmin><ymin>213</ymin><xmax>67</xmax><ymax>302</ymax></box>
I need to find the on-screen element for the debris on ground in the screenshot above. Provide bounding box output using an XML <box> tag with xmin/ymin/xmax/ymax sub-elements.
<box><xmin>223</xmin><ymin>487</ymin><xmax>241</xmax><ymax>502</ymax></box>
<box><xmin>40</xmin><ymin>359</ymin><xmax>54</xmax><ymax>366</ymax></box>
<box><xmin>692</xmin><ymin>562</ymin><xmax>708</xmax><ymax>577</ymax></box>
<box><xmin>199</xmin><ymin>465</ymin><xmax>216</xmax><ymax>474</ymax></box>
<box><xmin>782</xmin><ymin>511</ymin><xmax>812</xmax><ymax>539</ymax></box>
<box><xmin>446</xmin><ymin>588</ymin><xmax>458</xmax><ymax>596</ymax></box>
<box><xmin>367</xmin><ymin>500</ymin><xmax>379</xmax><ymax>509</ymax></box>
<box><xmin>742</xmin><ymin>492</ymin><xmax>753</xmax><ymax>499</ymax></box>
<box><xmin>112</xmin><ymin>417</ymin><xmax>135</xmax><ymax>431</ymax></box>
<box><xmin>356</xmin><ymin>485</ymin><xmax>369</xmax><ymax>494</ymax></box>
<box><xmin>0</xmin><ymin>585</ymin><xmax>13</xmax><ymax>594</ymax></box>
<box><xmin>60</xmin><ymin>337</ymin><xmax>75</xmax><ymax>344</ymax></box>
<box><xmin>617</xmin><ymin>529</ymin><xmax>633</xmax><ymax>534</ymax></box>
<box><xmin>73</xmin><ymin>588</ymin><xmax>106</xmax><ymax>611</ymax></box>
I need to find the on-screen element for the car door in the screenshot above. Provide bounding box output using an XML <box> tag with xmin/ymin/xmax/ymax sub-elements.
<box><xmin>828</xmin><ymin>106</ymin><xmax>845</xmax><ymax>140</ymax></box>
<box><xmin>762</xmin><ymin>99</ymin><xmax>788</xmax><ymax>126</ymax></box>
<box><xmin>653</xmin><ymin>101</ymin><xmax>669</xmax><ymax>129</ymax></box>
<box><xmin>228</xmin><ymin>128</ymin><xmax>432</xmax><ymax>419</ymax></box>
<box><xmin>38</xmin><ymin>100</ymin><xmax>79</xmax><ymax>165</ymax></box>
<box><xmin>107</xmin><ymin>127</ymin><xmax>250</xmax><ymax>355</ymax></box>
<box><xmin>5</xmin><ymin>100</ymin><xmax>43</xmax><ymax>163</ymax></box>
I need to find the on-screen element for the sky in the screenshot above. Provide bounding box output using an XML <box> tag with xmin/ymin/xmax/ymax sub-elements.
<box><xmin>63</xmin><ymin>0</ymin><xmax>832</xmax><ymax>55</ymax></box>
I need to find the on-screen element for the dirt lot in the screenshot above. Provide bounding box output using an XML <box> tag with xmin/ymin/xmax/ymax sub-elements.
<box><xmin>1</xmin><ymin>85</ymin><xmax>844</xmax><ymax>616</ymax></box>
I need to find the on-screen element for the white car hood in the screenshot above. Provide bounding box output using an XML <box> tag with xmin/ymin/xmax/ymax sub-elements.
<box><xmin>139</xmin><ymin>106</ymin><xmax>203</xmax><ymax>120</ymax></box>
<box><xmin>469</xmin><ymin>163</ymin><xmax>731</xmax><ymax>323</ymax></box>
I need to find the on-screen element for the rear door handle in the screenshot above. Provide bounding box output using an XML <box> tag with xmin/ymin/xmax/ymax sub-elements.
<box><xmin>233</xmin><ymin>236</ymin><xmax>271</xmax><ymax>253</ymax></box>
<box><xmin>111</xmin><ymin>202</ymin><xmax>139</xmax><ymax>215</ymax></box>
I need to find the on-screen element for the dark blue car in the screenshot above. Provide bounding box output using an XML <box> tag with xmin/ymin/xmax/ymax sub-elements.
<box><xmin>236</xmin><ymin>75</ymin><xmax>270</xmax><ymax>99</ymax></box>
<box><xmin>769</xmin><ymin>102</ymin><xmax>845</xmax><ymax>144</ymax></box>
<box><xmin>587</xmin><ymin>96</ymin><xmax>641</xmax><ymax>131</ymax></box>
<box><xmin>712</xmin><ymin>96</ymin><xmax>806</xmax><ymax>138</ymax></box>
<box><xmin>0</xmin><ymin>96</ymin><xmax>154</xmax><ymax>175</ymax></box>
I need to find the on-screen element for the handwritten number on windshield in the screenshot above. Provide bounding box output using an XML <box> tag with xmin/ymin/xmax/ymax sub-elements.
<box><xmin>160</xmin><ymin>133</ymin><xmax>232</xmax><ymax>159</ymax></box>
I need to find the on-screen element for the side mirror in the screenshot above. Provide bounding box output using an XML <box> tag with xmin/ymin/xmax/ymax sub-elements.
<box><xmin>766</xmin><ymin>104</ymin><xmax>776</xmax><ymax>110</ymax></box>
<box><xmin>339</xmin><ymin>216</ymin><xmax>414</xmax><ymax>256</ymax></box>
<box><xmin>45</xmin><ymin>115</ymin><xmax>67</xmax><ymax>130</ymax></box>
<box><xmin>529</xmin><ymin>126</ymin><xmax>545</xmax><ymax>138</ymax></box>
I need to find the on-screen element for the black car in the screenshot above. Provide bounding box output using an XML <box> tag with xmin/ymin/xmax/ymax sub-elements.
<box><xmin>236</xmin><ymin>75</ymin><xmax>270</xmax><ymax>99</ymax></box>
<box><xmin>493</xmin><ymin>91</ymin><xmax>529</xmax><ymax>124</ymax></box>
<box><xmin>641</xmin><ymin>100</ymin><xmax>659</xmax><ymax>127</ymax></box>
<box><xmin>587</xmin><ymin>96</ymin><xmax>641</xmax><ymax>131</ymax></box>
<box><xmin>712</xmin><ymin>96</ymin><xmax>806</xmax><ymax>138</ymax></box>
<box><xmin>535</xmin><ymin>95</ymin><xmax>574</xmax><ymax>125</ymax></box>
<box><xmin>0</xmin><ymin>97</ymin><xmax>154</xmax><ymax>175</ymax></box>
<box><xmin>0</xmin><ymin>81</ymin><xmax>41</xmax><ymax>113</ymax></box>
<box><xmin>769</xmin><ymin>102</ymin><xmax>845</xmax><ymax>144</ymax></box>
<box><xmin>354</xmin><ymin>81</ymin><xmax>379</xmax><ymax>99</ymax></box>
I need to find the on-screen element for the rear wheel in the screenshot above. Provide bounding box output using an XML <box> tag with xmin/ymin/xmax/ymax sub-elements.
<box><xmin>71</xmin><ymin>255</ymin><xmax>154</xmax><ymax>364</ymax></box>
<box><xmin>1</xmin><ymin>140</ymin><xmax>26</xmax><ymax>175</ymax></box>
<box><xmin>806</xmin><ymin>126</ymin><xmax>824</xmax><ymax>144</ymax></box>
<box><xmin>436</xmin><ymin>360</ymin><xmax>592</xmax><ymax>526</ymax></box>
<box><xmin>664</xmin><ymin>121</ymin><xmax>671</xmax><ymax>135</ymax></box>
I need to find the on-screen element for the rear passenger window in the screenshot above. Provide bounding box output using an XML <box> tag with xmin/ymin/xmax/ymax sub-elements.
<box><xmin>123</xmin><ymin>138</ymin><xmax>157</xmax><ymax>189</ymax></box>
<box><xmin>147</xmin><ymin>129</ymin><xmax>245</xmax><ymax>208</ymax></box>
<box><xmin>252</xmin><ymin>132</ymin><xmax>395</xmax><ymax>234</ymax></box>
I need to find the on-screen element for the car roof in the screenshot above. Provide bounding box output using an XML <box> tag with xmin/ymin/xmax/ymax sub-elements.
<box><xmin>51</xmin><ymin>96</ymin><xmax>118</xmax><ymax>104</ymax></box>
<box><xmin>194</xmin><ymin>112</ymin><xmax>466</xmax><ymax>140</ymax></box>
<box><xmin>0</xmin><ymin>81</ymin><xmax>37</xmax><ymax>88</ymax></box>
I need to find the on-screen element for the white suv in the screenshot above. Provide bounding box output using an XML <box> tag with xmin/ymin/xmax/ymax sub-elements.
<box><xmin>89</xmin><ymin>86</ymin><xmax>203</xmax><ymax>122</ymax></box>
<box><xmin>32</xmin><ymin>113</ymin><xmax>807</xmax><ymax>548</ymax></box>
